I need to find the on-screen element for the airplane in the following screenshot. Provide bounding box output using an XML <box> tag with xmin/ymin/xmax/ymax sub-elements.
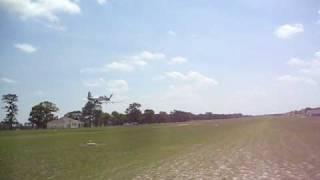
<box><xmin>87</xmin><ymin>91</ymin><xmax>113</xmax><ymax>104</ymax></box>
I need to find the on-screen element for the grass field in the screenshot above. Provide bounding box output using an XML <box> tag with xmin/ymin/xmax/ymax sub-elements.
<box><xmin>1</xmin><ymin>116</ymin><xmax>320</xmax><ymax>179</ymax></box>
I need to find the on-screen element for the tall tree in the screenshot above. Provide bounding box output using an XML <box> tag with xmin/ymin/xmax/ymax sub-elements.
<box><xmin>170</xmin><ymin>110</ymin><xmax>193</xmax><ymax>122</ymax></box>
<box><xmin>143</xmin><ymin>109</ymin><xmax>155</xmax><ymax>123</ymax></box>
<box><xmin>110</xmin><ymin>111</ymin><xmax>127</xmax><ymax>125</ymax></box>
<box><xmin>28</xmin><ymin>101</ymin><xmax>59</xmax><ymax>129</ymax></box>
<box><xmin>81</xmin><ymin>101</ymin><xmax>102</xmax><ymax>127</ymax></box>
<box><xmin>125</xmin><ymin>103</ymin><xmax>142</xmax><ymax>123</ymax></box>
<box><xmin>155</xmin><ymin>111</ymin><xmax>170</xmax><ymax>123</ymax></box>
<box><xmin>100</xmin><ymin>112</ymin><xmax>111</xmax><ymax>126</ymax></box>
<box><xmin>2</xmin><ymin>94</ymin><xmax>18</xmax><ymax>130</ymax></box>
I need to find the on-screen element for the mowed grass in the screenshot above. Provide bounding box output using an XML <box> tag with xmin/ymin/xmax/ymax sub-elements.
<box><xmin>0</xmin><ymin>120</ymin><xmax>241</xmax><ymax>180</ymax></box>
<box><xmin>1</xmin><ymin>116</ymin><xmax>320</xmax><ymax>179</ymax></box>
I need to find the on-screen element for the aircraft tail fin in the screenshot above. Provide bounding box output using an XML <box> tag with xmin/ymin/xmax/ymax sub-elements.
<box><xmin>88</xmin><ymin>91</ymin><xmax>92</xmax><ymax>99</ymax></box>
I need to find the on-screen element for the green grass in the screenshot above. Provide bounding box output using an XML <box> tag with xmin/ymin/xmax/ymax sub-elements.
<box><xmin>1</xmin><ymin>116</ymin><xmax>320</xmax><ymax>179</ymax></box>
<box><xmin>0</xmin><ymin>120</ymin><xmax>241</xmax><ymax>180</ymax></box>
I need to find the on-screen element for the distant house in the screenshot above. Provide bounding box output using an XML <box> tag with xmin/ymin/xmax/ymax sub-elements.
<box><xmin>23</xmin><ymin>122</ymin><xmax>34</xmax><ymax>129</ymax></box>
<box><xmin>64</xmin><ymin>111</ymin><xmax>82</xmax><ymax>120</ymax></box>
<box><xmin>47</xmin><ymin>117</ymin><xmax>84</xmax><ymax>129</ymax></box>
<box><xmin>305</xmin><ymin>108</ymin><xmax>320</xmax><ymax>117</ymax></box>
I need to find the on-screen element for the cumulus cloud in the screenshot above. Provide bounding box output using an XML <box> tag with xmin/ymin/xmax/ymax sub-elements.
<box><xmin>168</xmin><ymin>30</ymin><xmax>176</xmax><ymax>36</ymax></box>
<box><xmin>168</xmin><ymin>56</ymin><xmax>187</xmax><ymax>65</ymax></box>
<box><xmin>287</xmin><ymin>57</ymin><xmax>308</xmax><ymax>67</ymax></box>
<box><xmin>137</xmin><ymin>51</ymin><xmax>166</xmax><ymax>61</ymax></box>
<box><xmin>80</xmin><ymin>51</ymin><xmax>166</xmax><ymax>73</ymax></box>
<box><xmin>97</xmin><ymin>0</ymin><xmax>107</xmax><ymax>5</ymax></box>
<box><xmin>274</xmin><ymin>24</ymin><xmax>304</xmax><ymax>39</ymax></box>
<box><xmin>106</xmin><ymin>80</ymin><xmax>129</xmax><ymax>93</ymax></box>
<box><xmin>0</xmin><ymin>0</ymin><xmax>80</xmax><ymax>22</ymax></box>
<box><xmin>285</xmin><ymin>52</ymin><xmax>320</xmax><ymax>76</ymax></box>
<box><xmin>106</xmin><ymin>51</ymin><xmax>165</xmax><ymax>72</ymax></box>
<box><xmin>165</xmin><ymin>71</ymin><xmax>218</xmax><ymax>85</ymax></box>
<box><xmin>14</xmin><ymin>43</ymin><xmax>37</xmax><ymax>53</ymax></box>
<box><xmin>156</xmin><ymin>71</ymin><xmax>219</xmax><ymax>110</ymax></box>
<box><xmin>45</xmin><ymin>23</ymin><xmax>66</xmax><ymax>31</ymax></box>
<box><xmin>83</xmin><ymin>78</ymin><xmax>129</xmax><ymax>93</ymax></box>
<box><xmin>277</xmin><ymin>75</ymin><xmax>317</xmax><ymax>86</ymax></box>
<box><xmin>315</xmin><ymin>50</ymin><xmax>320</xmax><ymax>59</ymax></box>
<box><xmin>105</xmin><ymin>62</ymin><xmax>135</xmax><ymax>72</ymax></box>
<box><xmin>299</xmin><ymin>60</ymin><xmax>320</xmax><ymax>76</ymax></box>
<box><xmin>82</xmin><ymin>78</ymin><xmax>105</xmax><ymax>88</ymax></box>
<box><xmin>1</xmin><ymin>77</ymin><xmax>17</xmax><ymax>84</ymax></box>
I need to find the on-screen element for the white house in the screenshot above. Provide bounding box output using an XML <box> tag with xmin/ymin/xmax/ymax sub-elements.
<box><xmin>306</xmin><ymin>108</ymin><xmax>320</xmax><ymax>117</ymax></box>
<box><xmin>47</xmin><ymin>117</ymin><xmax>84</xmax><ymax>129</ymax></box>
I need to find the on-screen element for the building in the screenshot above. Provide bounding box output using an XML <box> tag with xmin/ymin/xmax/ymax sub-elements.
<box><xmin>305</xmin><ymin>108</ymin><xmax>320</xmax><ymax>117</ymax></box>
<box><xmin>47</xmin><ymin>117</ymin><xmax>84</xmax><ymax>129</ymax></box>
<box><xmin>64</xmin><ymin>111</ymin><xmax>82</xmax><ymax>120</ymax></box>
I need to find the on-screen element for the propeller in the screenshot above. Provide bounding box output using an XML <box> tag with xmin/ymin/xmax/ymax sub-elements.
<box><xmin>109</xmin><ymin>94</ymin><xmax>113</xmax><ymax>100</ymax></box>
<box><xmin>109</xmin><ymin>101</ymin><xmax>122</xmax><ymax>104</ymax></box>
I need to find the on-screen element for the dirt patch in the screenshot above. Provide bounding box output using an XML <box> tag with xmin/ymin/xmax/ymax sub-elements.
<box><xmin>176</xmin><ymin>123</ymin><xmax>190</xmax><ymax>127</ymax></box>
<box><xmin>134</xmin><ymin>117</ymin><xmax>320</xmax><ymax>179</ymax></box>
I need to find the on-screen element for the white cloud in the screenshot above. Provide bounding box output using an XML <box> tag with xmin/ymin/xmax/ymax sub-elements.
<box><xmin>154</xmin><ymin>71</ymin><xmax>219</xmax><ymax>111</ymax></box>
<box><xmin>315</xmin><ymin>50</ymin><xmax>320</xmax><ymax>59</ymax></box>
<box><xmin>132</xmin><ymin>59</ymin><xmax>147</xmax><ymax>66</ymax></box>
<box><xmin>299</xmin><ymin>60</ymin><xmax>320</xmax><ymax>76</ymax></box>
<box><xmin>274</xmin><ymin>24</ymin><xmax>304</xmax><ymax>39</ymax></box>
<box><xmin>165</xmin><ymin>71</ymin><xmax>218</xmax><ymax>85</ymax></box>
<box><xmin>81</xmin><ymin>51</ymin><xmax>166</xmax><ymax>73</ymax></box>
<box><xmin>106</xmin><ymin>80</ymin><xmax>129</xmax><ymax>93</ymax></box>
<box><xmin>105</xmin><ymin>62</ymin><xmax>135</xmax><ymax>72</ymax></box>
<box><xmin>0</xmin><ymin>0</ymin><xmax>80</xmax><ymax>22</ymax></box>
<box><xmin>137</xmin><ymin>51</ymin><xmax>166</xmax><ymax>61</ymax></box>
<box><xmin>82</xmin><ymin>78</ymin><xmax>105</xmax><ymax>87</ymax></box>
<box><xmin>127</xmin><ymin>51</ymin><xmax>165</xmax><ymax>67</ymax></box>
<box><xmin>285</xmin><ymin>52</ymin><xmax>320</xmax><ymax>76</ymax></box>
<box><xmin>152</xmin><ymin>75</ymin><xmax>166</xmax><ymax>81</ymax></box>
<box><xmin>83</xmin><ymin>78</ymin><xmax>128</xmax><ymax>93</ymax></box>
<box><xmin>168</xmin><ymin>56</ymin><xmax>187</xmax><ymax>65</ymax></box>
<box><xmin>1</xmin><ymin>77</ymin><xmax>16</xmax><ymax>84</ymax></box>
<box><xmin>168</xmin><ymin>30</ymin><xmax>176</xmax><ymax>36</ymax></box>
<box><xmin>14</xmin><ymin>43</ymin><xmax>37</xmax><ymax>53</ymax></box>
<box><xmin>287</xmin><ymin>57</ymin><xmax>308</xmax><ymax>67</ymax></box>
<box><xmin>80</xmin><ymin>67</ymin><xmax>103</xmax><ymax>74</ymax></box>
<box><xmin>277</xmin><ymin>75</ymin><xmax>317</xmax><ymax>85</ymax></box>
<box><xmin>97</xmin><ymin>0</ymin><xmax>107</xmax><ymax>5</ymax></box>
<box><xmin>45</xmin><ymin>23</ymin><xmax>66</xmax><ymax>31</ymax></box>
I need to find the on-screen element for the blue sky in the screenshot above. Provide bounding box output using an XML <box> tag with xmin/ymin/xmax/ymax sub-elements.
<box><xmin>0</xmin><ymin>0</ymin><xmax>320</xmax><ymax>122</ymax></box>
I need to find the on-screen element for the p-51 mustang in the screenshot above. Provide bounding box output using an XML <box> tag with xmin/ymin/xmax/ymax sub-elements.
<box><xmin>87</xmin><ymin>91</ymin><xmax>114</xmax><ymax>104</ymax></box>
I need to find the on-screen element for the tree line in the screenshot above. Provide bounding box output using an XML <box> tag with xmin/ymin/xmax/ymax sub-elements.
<box><xmin>1</xmin><ymin>93</ymin><xmax>243</xmax><ymax>130</ymax></box>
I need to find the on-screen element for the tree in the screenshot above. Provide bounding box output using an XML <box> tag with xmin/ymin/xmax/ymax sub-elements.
<box><xmin>110</xmin><ymin>111</ymin><xmax>127</xmax><ymax>125</ymax></box>
<box><xmin>2</xmin><ymin>94</ymin><xmax>18</xmax><ymax>130</ymax></box>
<box><xmin>143</xmin><ymin>109</ymin><xmax>155</xmax><ymax>124</ymax></box>
<box><xmin>81</xmin><ymin>101</ymin><xmax>102</xmax><ymax>127</ymax></box>
<box><xmin>28</xmin><ymin>101</ymin><xmax>59</xmax><ymax>129</ymax></box>
<box><xmin>99</xmin><ymin>112</ymin><xmax>111</xmax><ymax>126</ymax></box>
<box><xmin>125</xmin><ymin>103</ymin><xmax>142</xmax><ymax>123</ymax></box>
<box><xmin>155</xmin><ymin>111</ymin><xmax>170</xmax><ymax>123</ymax></box>
<box><xmin>170</xmin><ymin>110</ymin><xmax>193</xmax><ymax>122</ymax></box>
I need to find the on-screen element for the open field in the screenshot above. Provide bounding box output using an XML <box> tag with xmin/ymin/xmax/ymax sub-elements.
<box><xmin>1</xmin><ymin>116</ymin><xmax>320</xmax><ymax>180</ymax></box>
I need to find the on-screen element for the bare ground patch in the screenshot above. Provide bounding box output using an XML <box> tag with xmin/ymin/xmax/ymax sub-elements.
<box><xmin>134</xmin><ymin>117</ymin><xmax>320</xmax><ymax>180</ymax></box>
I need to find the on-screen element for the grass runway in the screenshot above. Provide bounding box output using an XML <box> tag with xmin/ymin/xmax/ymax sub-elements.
<box><xmin>1</xmin><ymin>116</ymin><xmax>320</xmax><ymax>179</ymax></box>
